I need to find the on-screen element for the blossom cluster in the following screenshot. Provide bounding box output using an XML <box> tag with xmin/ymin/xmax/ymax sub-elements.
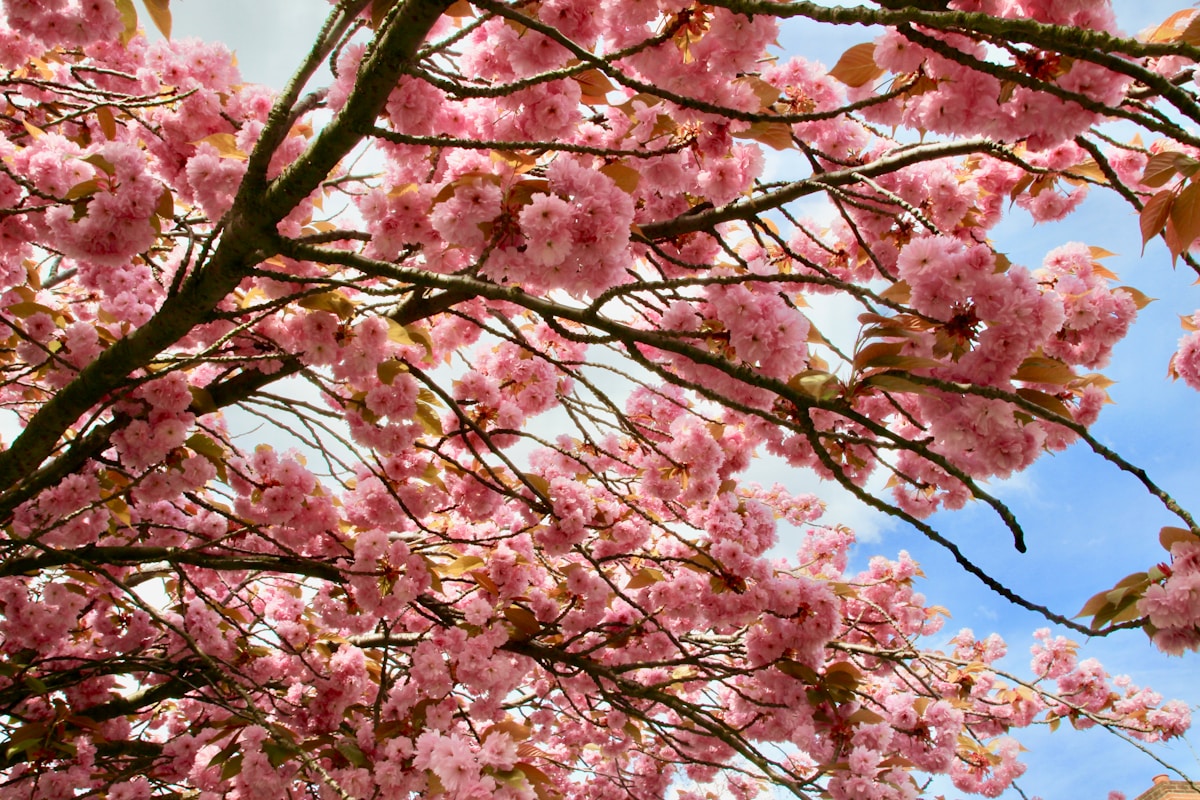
<box><xmin>0</xmin><ymin>1</ymin><xmax>1194</xmax><ymax>799</ymax></box>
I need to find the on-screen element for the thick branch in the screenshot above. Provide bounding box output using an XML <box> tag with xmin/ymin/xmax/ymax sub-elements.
<box><xmin>638</xmin><ymin>138</ymin><xmax>1000</xmax><ymax>239</ymax></box>
<box><xmin>0</xmin><ymin>0</ymin><xmax>454</xmax><ymax>496</ymax></box>
<box><xmin>0</xmin><ymin>546</ymin><xmax>347</xmax><ymax>583</ymax></box>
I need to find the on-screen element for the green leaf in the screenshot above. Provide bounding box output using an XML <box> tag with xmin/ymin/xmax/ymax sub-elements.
<box><xmin>65</xmin><ymin>180</ymin><xmax>101</xmax><ymax>201</ymax></box>
<box><xmin>5</xmin><ymin>301</ymin><xmax>57</xmax><ymax>319</ymax></box>
<box><xmin>776</xmin><ymin>659</ymin><xmax>819</xmax><ymax>683</ymax></box>
<box><xmin>263</xmin><ymin>742</ymin><xmax>292</xmax><ymax>768</ymax></box>
<box><xmin>188</xmin><ymin>385</ymin><xmax>218</xmax><ymax>415</ymax></box>
<box><xmin>298</xmin><ymin>291</ymin><xmax>356</xmax><ymax>320</ymax></box>
<box><xmin>186</xmin><ymin>433</ymin><xmax>227</xmax><ymax>482</ymax></box>
<box><xmin>385</xmin><ymin>319</ymin><xmax>434</xmax><ymax>358</ymax></box>
<box><xmin>83</xmin><ymin>153</ymin><xmax>117</xmax><ymax>175</ymax></box>
<box><xmin>220</xmin><ymin>753</ymin><xmax>244</xmax><ymax>781</ymax></box>
<box><xmin>376</xmin><ymin>358</ymin><xmax>408</xmax><ymax>386</ymax></box>
<box><xmin>788</xmin><ymin>370</ymin><xmax>842</xmax><ymax>402</ymax></box>
<box><xmin>415</xmin><ymin>401</ymin><xmax>442</xmax><ymax>437</ymax></box>
<box><xmin>335</xmin><ymin>740</ymin><xmax>370</xmax><ymax>768</ymax></box>
<box><xmin>4</xmin><ymin>723</ymin><xmax>47</xmax><ymax>761</ymax></box>
<box><xmin>113</xmin><ymin>0</ymin><xmax>138</xmax><ymax>43</ymax></box>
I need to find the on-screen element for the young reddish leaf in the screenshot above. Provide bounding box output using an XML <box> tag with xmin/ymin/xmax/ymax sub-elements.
<box><xmin>1114</xmin><ymin>285</ymin><xmax>1155</xmax><ymax>309</ymax></box>
<box><xmin>735</xmin><ymin>120</ymin><xmax>795</xmax><ymax>150</ymax></box>
<box><xmin>1113</xmin><ymin>571</ymin><xmax>1152</xmax><ymax>591</ymax></box>
<box><xmin>861</xmin><ymin>373</ymin><xmax>932</xmax><ymax>396</ymax></box>
<box><xmin>436</xmin><ymin>555</ymin><xmax>486</xmax><ymax>578</ymax></box>
<box><xmin>1142</xmin><ymin>189</ymin><xmax>1171</xmax><ymax>251</ymax></box>
<box><xmin>1160</xmin><ymin>525</ymin><xmax>1199</xmax><ymax>550</ymax></box>
<box><xmin>1110</xmin><ymin>595</ymin><xmax>1149</xmax><ymax>624</ymax></box>
<box><xmin>370</xmin><ymin>0</ymin><xmax>390</xmax><ymax>28</ymax></box>
<box><xmin>848</xmin><ymin>707</ymin><xmax>886</xmax><ymax>725</ymax></box>
<box><xmin>504</xmin><ymin>605</ymin><xmax>542</xmax><ymax>639</ymax></box>
<box><xmin>1014</xmin><ymin>356</ymin><xmax>1074</xmax><ymax>385</ymax></box>
<box><xmin>736</xmin><ymin>75</ymin><xmax>781</xmax><ymax>109</ymax></box>
<box><xmin>191</xmin><ymin>133</ymin><xmax>247</xmax><ymax>161</ymax></box>
<box><xmin>1182</xmin><ymin>13</ymin><xmax>1200</xmax><ymax>45</ymax></box>
<box><xmin>65</xmin><ymin>180</ymin><xmax>101</xmax><ymax>202</ymax></box>
<box><xmin>1016</xmin><ymin>388</ymin><xmax>1072</xmax><ymax>419</ymax></box>
<box><xmin>1140</xmin><ymin>151</ymin><xmax>1188</xmax><ymax>187</ymax></box>
<box><xmin>1164</xmin><ymin>216</ymin><xmax>1187</xmax><ymax>264</ymax></box>
<box><xmin>335</xmin><ymin>740</ymin><xmax>369</xmax><ymax>768</ymax></box>
<box><xmin>878</xmin><ymin>280</ymin><xmax>912</xmax><ymax>304</ymax></box>
<box><xmin>853</xmin><ymin>340</ymin><xmax>905</xmax><ymax>370</ymax></box>
<box><xmin>1064</xmin><ymin>159</ymin><xmax>1108</xmax><ymax>184</ymax></box>
<box><xmin>863</xmin><ymin>354</ymin><xmax>943</xmax><ymax>371</ymax></box>
<box><xmin>575</xmin><ymin>69</ymin><xmax>615</xmax><ymax>103</ymax></box>
<box><xmin>776</xmin><ymin>659</ymin><xmax>820</xmax><ymax>682</ymax></box>
<box><xmin>599</xmin><ymin>161</ymin><xmax>641</xmax><ymax>193</ymax></box>
<box><xmin>626</xmin><ymin>567</ymin><xmax>665</xmax><ymax>590</ymax></box>
<box><xmin>21</xmin><ymin>119</ymin><xmax>46</xmax><ymax>140</ymax></box>
<box><xmin>1170</xmin><ymin>180</ymin><xmax>1200</xmax><ymax>257</ymax></box>
<box><xmin>483</xmin><ymin>720</ymin><xmax>533</xmax><ymax>742</ymax></box>
<box><xmin>829</xmin><ymin>42</ymin><xmax>885</xmax><ymax>88</ymax></box>
<box><xmin>96</xmin><ymin>106</ymin><xmax>117</xmax><ymax>140</ymax></box>
<box><xmin>824</xmin><ymin>661</ymin><xmax>863</xmax><ymax>688</ymax></box>
<box><xmin>1141</xmin><ymin>8</ymin><xmax>1198</xmax><ymax>42</ymax></box>
<box><xmin>263</xmin><ymin>742</ymin><xmax>292</xmax><ymax>769</ymax></box>
<box><xmin>806</xmin><ymin>324</ymin><xmax>831</xmax><ymax>346</ymax></box>
<box><xmin>469</xmin><ymin>568</ymin><xmax>499</xmax><ymax>595</ymax></box>
<box><xmin>140</xmin><ymin>0</ymin><xmax>171</xmax><ymax>38</ymax></box>
<box><xmin>521</xmin><ymin>472</ymin><xmax>551</xmax><ymax>501</ymax></box>
<box><xmin>1008</xmin><ymin>172</ymin><xmax>1035</xmax><ymax>201</ymax></box>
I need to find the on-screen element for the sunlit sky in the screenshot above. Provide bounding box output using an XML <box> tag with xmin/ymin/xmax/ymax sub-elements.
<box><xmin>153</xmin><ymin>2</ymin><xmax>1200</xmax><ymax>798</ymax></box>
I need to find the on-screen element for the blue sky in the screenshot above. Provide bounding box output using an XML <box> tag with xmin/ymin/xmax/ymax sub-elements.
<box><xmin>158</xmin><ymin>2</ymin><xmax>1200</xmax><ymax>797</ymax></box>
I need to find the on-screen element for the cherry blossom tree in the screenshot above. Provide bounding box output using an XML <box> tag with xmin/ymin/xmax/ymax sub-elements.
<box><xmin>0</xmin><ymin>0</ymin><xmax>1199</xmax><ymax>798</ymax></box>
